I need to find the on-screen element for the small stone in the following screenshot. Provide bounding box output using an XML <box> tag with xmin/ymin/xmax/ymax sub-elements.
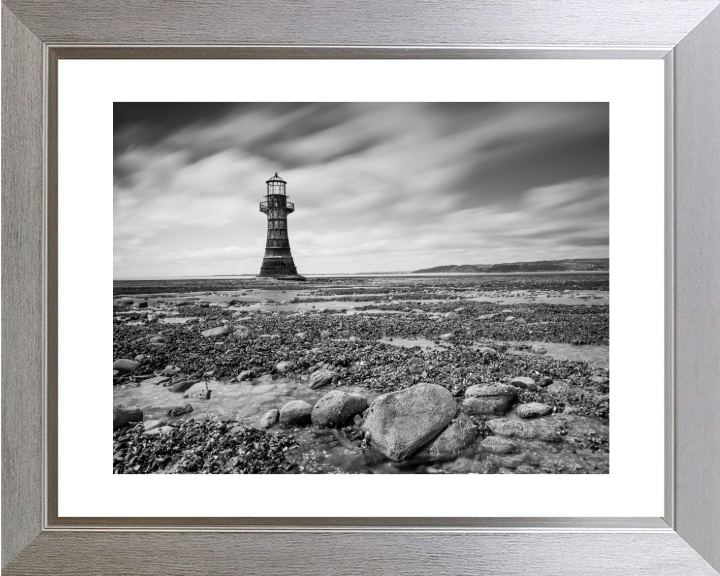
<box><xmin>465</xmin><ymin>384</ymin><xmax>517</xmax><ymax>398</ymax></box>
<box><xmin>258</xmin><ymin>409</ymin><xmax>280</xmax><ymax>429</ymax></box>
<box><xmin>113</xmin><ymin>359</ymin><xmax>140</xmax><ymax>373</ymax></box>
<box><xmin>510</xmin><ymin>376</ymin><xmax>537</xmax><ymax>391</ymax></box>
<box><xmin>236</xmin><ymin>369</ymin><xmax>256</xmax><ymax>382</ymax></box>
<box><xmin>462</xmin><ymin>396</ymin><xmax>514</xmax><ymax>417</ymax></box>
<box><xmin>113</xmin><ymin>405</ymin><xmax>143</xmax><ymax>429</ymax></box>
<box><xmin>279</xmin><ymin>400</ymin><xmax>313</xmax><ymax>426</ymax></box>
<box><xmin>516</xmin><ymin>402</ymin><xmax>553</xmax><ymax>419</ymax></box>
<box><xmin>308</xmin><ymin>368</ymin><xmax>337</xmax><ymax>389</ymax></box>
<box><xmin>167</xmin><ymin>404</ymin><xmax>193</xmax><ymax>418</ymax></box>
<box><xmin>475</xmin><ymin>346</ymin><xmax>497</xmax><ymax>356</ymax></box>
<box><xmin>481</xmin><ymin>436</ymin><xmax>517</xmax><ymax>454</ymax></box>
<box><xmin>486</xmin><ymin>418</ymin><xmax>538</xmax><ymax>439</ymax></box>
<box><xmin>200</xmin><ymin>325</ymin><xmax>233</xmax><ymax>338</ymax></box>
<box><xmin>546</xmin><ymin>381</ymin><xmax>570</xmax><ymax>395</ymax></box>
<box><xmin>531</xmin><ymin>344</ymin><xmax>547</xmax><ymax>354</ymax></box>
<box><xmin>167</xmin><ymin>379</ymin><xmax>201</xmax><ymax>393</ymax></box>
<box><xmin>311</xmin><ymin>391</ymin><xmax>368</xmax><ymax>428</ymax></box>
<box><xmin>276</xmin><ymin>361</ymin><xmax>295</xmax><ymax>374</ymax></box>
<box><xmin>462</xmin><ymin>384</ymin><xmax>517</xmax><ymax>417</ymax></box>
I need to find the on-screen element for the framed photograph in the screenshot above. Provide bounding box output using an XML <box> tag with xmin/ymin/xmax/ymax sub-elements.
<box><xmin>3</xmin><ymin>1</ymin><xmax>720</xmax><ymax>574</ymax></box>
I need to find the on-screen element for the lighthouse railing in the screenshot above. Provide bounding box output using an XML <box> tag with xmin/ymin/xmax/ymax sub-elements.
<box><xmin>260</xmin><ymin>200</ymin><xmax>294</xmax><ymax>213</ymax></box>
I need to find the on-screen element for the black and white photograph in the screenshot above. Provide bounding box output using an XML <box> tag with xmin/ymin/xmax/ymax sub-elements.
<box><xmin>113</xmin><ymin>102</ymin><xmax>610</xmax><ymax>475</ymax></box>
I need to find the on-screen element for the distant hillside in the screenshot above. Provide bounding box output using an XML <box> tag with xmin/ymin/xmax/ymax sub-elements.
<box><xmin>414</xmin><ymin>258</ymin><xmax>609</xmax><ymax>273</ymax></box>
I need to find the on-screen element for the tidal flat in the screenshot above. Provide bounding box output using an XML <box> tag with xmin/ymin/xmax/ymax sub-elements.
<box><xmin>113</xmin><ymin>274</ymin><xmax>609</xmax><ymax>474</ymax></box>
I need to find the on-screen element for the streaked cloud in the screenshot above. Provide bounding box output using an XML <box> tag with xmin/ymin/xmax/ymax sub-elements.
<box><xmin>114</xmin><ymin>103</ymin><xmax>608</xmax><ymax>277</ymax></box>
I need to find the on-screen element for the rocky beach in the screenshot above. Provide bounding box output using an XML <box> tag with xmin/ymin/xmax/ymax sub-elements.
<box><xmin>113</xmin><ymin>273</ymin><xmax>609</xmax><ymax>474</ymax></box>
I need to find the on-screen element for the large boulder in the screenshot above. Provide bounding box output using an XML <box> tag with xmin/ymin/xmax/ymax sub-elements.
<box><xmin>201</xmin><ymin>325</ymin><xmax>233</xmax><ymax>338</ymax></box>
<box><xmin>462</xmin><ymin>384</ymin><xmax>517</xmax><ymax>417</ymax></box>
<box><xmin>361</xmin><ymin>383</ymin><xmax>458</xmax><ymax>461</ymax></box>
<box><xmin>486</xmin><ymin>417</ymin><xmax>538</xmax><ymax>439</ymax></box>
<box><xmin>407</xmin><ymin>412</ymin><xmax>477</xmax><ymax>464</ymax></box>
<box><xmin>113</xmin><ymin>405</ymin><xmax>143</xmax><ymax>429</ymax></box>
<box><xmin>279</xmin><ymin>400</ymin><xmax>313</xmax><ymax>426</ymax></box>
<box><xmin>311</xmin><ymin>391</ymin><xmax>368</xmax><ymax>428</ymax></box>
<box><xmin>308</xmin><ymin>368</ymin><xmax>337</xmax><ymax>389</ymax></box>
<box><xmin>515</xmin><ymin>402</ymin><xmax>553</xmax><ymax>419</ymax></box>
<box><xmin>113</xmin><ymin>359</ymin><xmax>140</xmax><ymax>373</ymax></box>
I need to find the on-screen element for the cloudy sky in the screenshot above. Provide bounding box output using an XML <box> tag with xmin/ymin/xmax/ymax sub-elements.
<box><xmin>114</xmin><ymin>102</ymin><xmax>608</xmax><ymax>278</ymax></box>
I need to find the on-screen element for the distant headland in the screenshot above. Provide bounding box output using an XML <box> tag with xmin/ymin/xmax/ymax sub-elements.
<box><xmin>413</xmin><ymin>258</ymin><xmax>608</xmax><ymax>274</ymax></box>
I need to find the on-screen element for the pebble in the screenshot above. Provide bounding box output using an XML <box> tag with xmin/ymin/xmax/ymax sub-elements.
<box><xmin>311</xmin><ymin>391</ymin><xmax>368</xmax><ymax>428</ymax></box>
<box><xmin>486</xmin><ymin>418</ymin><xmax>538</xmax><ymax>439</ymax></box>
<box><xmin>276</xmin><ymin>361</ymin><xmax>295</xmax><ymax>374</ymax></box>
<box><xmin>167</xmin><ymin>379</ymin><xmax>201</xmax><ymax>393</ymax></box>
<box><xmin>308</xmin><ymin>368</ymin><xmax>337</xmax><ymax>389</ymax></box>
<box><xmin>113</xmin><ymin>359</ymin><xmax>140</xmax><ymax>373</ymax></box>
<box><xmin>236</xmin><ymin>369</ymin><xmax>256</xmax><ymax>382</ymax></box>
<box><xmin>113</xmin><ymin>405</ymin><xmax>143</xmax><ymax>429</ymax></box>
<box><xmin>279</xmin><ymin>400</ymin><xmax>313</xmax><ymax>426</ymax></box>
<box><xmin>167</xmin><ymin>404</ymin><xmax>193</xmax><ymax>417</ymax></box>
<box><xmin>200</xmin><ymin>325</ymin><xmax>233</xmax><ymax>338</ymax></box>
<box><xmin>516</xmin><ymin>402</ymin><xmax>553</xmax><ymax>419</ymax></box>
<box><xmin>480</xmin><ymin>436</ymin><xmax>517</xmax><ymax>454</ymax></box>
<box><xmin>258</xmin><ymin>409</ymin><xmax>280</xmax><ymax>429</ymax></box>
<box><xmin>510</xmin><ymin>376</ymin><xmax>537</xmax><ymax>391</ymax></box>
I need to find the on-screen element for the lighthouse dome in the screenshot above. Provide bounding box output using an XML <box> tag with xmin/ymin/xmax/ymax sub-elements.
<box><xmin>266</xmin><ymin>172</ymin><xmax>286</xmax><ymax>184</ymax></box>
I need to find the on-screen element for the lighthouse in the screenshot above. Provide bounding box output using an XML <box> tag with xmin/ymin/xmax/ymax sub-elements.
<box><xmin>258</xmin><ymin>173</ymin><xmax>304</xmax><ymax>280</ymax></box>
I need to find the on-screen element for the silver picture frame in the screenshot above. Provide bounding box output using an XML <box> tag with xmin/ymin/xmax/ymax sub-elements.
<box><xmin>3</xmin><ymin>1</ymin><xmax>720</xmax><ymax>573</ymax></box>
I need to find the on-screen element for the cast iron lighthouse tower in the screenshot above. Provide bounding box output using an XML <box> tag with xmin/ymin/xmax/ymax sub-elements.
<box><xmin>258</xmin><ymin>173</ymin><xmax>304</xmax><ymax>279</ymax></box>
